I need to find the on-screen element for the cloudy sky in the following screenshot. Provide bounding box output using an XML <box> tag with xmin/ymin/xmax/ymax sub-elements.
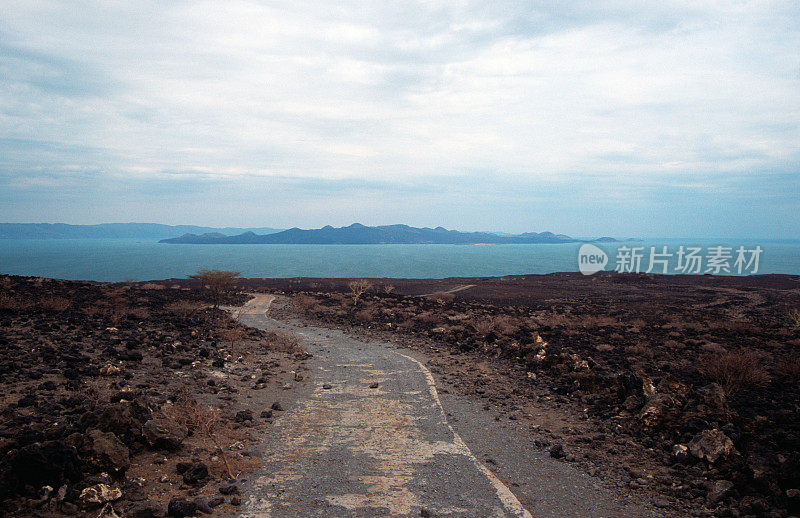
<box><xmin>1</xmin><ymin>1</ymin><xmax>798</xmax><ymax>238</ymax></box>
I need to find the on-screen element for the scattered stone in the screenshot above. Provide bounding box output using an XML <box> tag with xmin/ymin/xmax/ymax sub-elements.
<box><xmin>208</xmin><ymin>496</ymin><xmax>225</xmax><ymax>507</ymax></box>
<box><xmin>182</xmin><ymin>462</ymin><xmax>209</xmax><ymax>485</ymax></box>
<box><xmin>549</xmin><ymin>443</ymin><xmax>565</xmax><ymax>459</ymax></box>
<box><xmin>689</xmin><ymin>429</ymin><xmax>737</xmax><ymax>464</ymax></box>
<box><xmin>153</xmin><ymin>454</ymin><xmax>167</xmax><ymax>465</ymax></box>
<box><xmin>88</xmin><ymin>429</ymin><xmax>130</xmax><ymax>471</ymax></box>
<box><xmin>369</xmin><ymin>382</ymin><xmax>380</xmax><ymax>388</ymax></box>
<box><xmin>219</xmin><ymin>484</ymin><xmax>239</xmax><ymax>495</ymax></box>
<box><xmin>707</xmin><ymin>479</ymin><xmax>734</xmax><ymax>504</ymax></box>
<box><xmin>420</xmin><ymin>508</ymin><xmax>432</xmax><ymax>517</ymax></box>
<box><xmin>175</xmin><ymin>462</ymin><xmax>192</xmax><ymax>474</ymax></box>
<box><xmin>129</xmin><ymin>503</ymin><xmax>162</xmax><ymax>518</ymax></box>
<box><xmin>653</xmin><ymin>497</ymin><xmax>671</xmax><ymax>508</ymax></box>
<box><xmin>322</xmin><ymin>384</ymin><xmax>333</xmax><ymax>389</ymax></box>
<box><xmin>99</xmin><ymin>364</ymin><xmax>122</xmax><ymax>376</ymax></box>
<box><xmin>260</xmin><ymin>410</ymin><xmax>273</xmax><ymax>419</ymax></box>
<box><xmin>671</xmin><ymin>444</ymin><xmax>689</xmax><ymax>463</ymax></box>
<box><xmin>235</xmin><ymin>409</ymin><xmax>253</xmax><ymax>422</ymax></box>
<box><xmin>142</xmin><ymin>418</ymin><xmax>188</xmax><ymax>450</ymax></box>
<box><xmin>229</xmin><ymin>495</ymin><xmax>242</xmax><ymax>506</ymax></box>
<box><xmin>271</xmin><ymin>402</ymin><xmax>283</xmax><ymax>411</ymax></box>
<box><xmin>193</xmin><ymin>497</ymin><xmax>213</xmax><ymax>514</ymax></box>
<box><xmin>97</xmin><ymin>503</ymin><xmax>122</xmax><ymax>518</ymax></box>
<box><xmin>79</xmin><ymin>484</ymin><xmax>122</xmax><ymax>506</ymax></box>
<box><xmin>167</xmin><ymin>498</ymin><xmax>198</xmax><ymax>517</ymax></box>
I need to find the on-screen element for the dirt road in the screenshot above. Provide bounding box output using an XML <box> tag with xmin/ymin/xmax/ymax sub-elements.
<box><xmin>236</xmin><ymin>294</ymin><xmax>658</xmax><ymax>517</ymax></box>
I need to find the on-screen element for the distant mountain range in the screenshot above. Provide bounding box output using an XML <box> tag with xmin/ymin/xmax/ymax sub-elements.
<box><xmin>0</xmin><ymin>223</ymin><xmax>282</xmax><ymax>240</ymax></box>
<box><xmin>160</xmin><ymin>223</ymin><xmax>589</xmax><ymax>245</ymax></box>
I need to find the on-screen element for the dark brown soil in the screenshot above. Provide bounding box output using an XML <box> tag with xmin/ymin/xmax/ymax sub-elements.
<box><xmin>243</xmin><ymin>272</ymin><xmax>800</xmax><ymax>517</ymax></box>
<box><xmin>0</xmin><ymin>275</ymin><xmax>310</xmax><ymax>517</ymax></box>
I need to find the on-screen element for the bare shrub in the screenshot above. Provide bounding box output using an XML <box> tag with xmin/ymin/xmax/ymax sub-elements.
<box><xmin>263</xmin><ymin>330</ymin><xmax>307</xmax><ymax>354</ymax></box>
<box><xmin>414</xmin><ymin>311</ymin><xmax>442</xmax><ymax>326</ymax></box>
<box><xmin>163</xmin><ymin>397</ymin><xmax>237</xmax><ymax>479</ymax></box>
<box><xmin>383</xmin><ymin>285</ymin><xmax>395</xmax><ymax>294</ymax></box>
<box><xmin>140</xmin><ymin>282</ymin><xmax>165</xmax><ymax>290</ymax></box>
<box><xmin>428</xmin><ymin>291</ymin><xmax>455</xmax><ymax>304</ymax></box>
<box><xmin>39</xmin><ymin>296</ymin><xmax>73</xmax><ymax>312</ymax></box>
<box><xmin>127</xmin><ymin>307</ymin><xmax>150</xmax><ymax>320</ymax></box>
<box><xmin>189</xmin><ymin>269</ymin><xmax>241</xmax><ymax>308</ymax></box>
<box><xmin>348</xmin><ymin>279</ymin><xmax>372</xmax><ymax>306</ymax></box>
<box><xmin>355</xmin><ymin>308</ymin><xmax>377</xmax><ymax>322</ymax></box>
<box><xmin>699</xmin><ymin>350</ymin><xmax>770</xmax><ymax>396</ymax></box>
<box><xmin>472</xmin><ymin>319</ymin><xmax>495</xmax><ymax>337</ymax></box>
<box><xmin>492</xmin><ymin>315</ymin><xmax>520</xmax><ymax>336</ymax></box>
<box><xmin>0</xmin><ymin>277</ymin><xmax>11</xmax><ymax>290</ymax></box>
<box><xmin>789</xmin><ymin>309</ymin><xmax>800</xmax><ymax>329</ymax></box>
<box><xmin>0</xmin><ymin>294</ymin><xmax>30</xmax><ymax>311</ymax></box>
<box><xmin>776</xmin><ymin>355</ymin><xmax>800</xmax><ymax>381</ymax></box>
<box><xmin>166</xmin><ymin>300</ymin><xmax>205</xmax><ymax>318</ymax></box>
<box><xmin>292</xmin><ymin>294</ymin><xmax>319</xmax><ymax>312</ymax></box>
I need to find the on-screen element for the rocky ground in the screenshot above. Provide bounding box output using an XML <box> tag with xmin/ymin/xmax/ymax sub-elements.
<box><xmin>241</xmin><ymin>272</ymin><xmax>800</xmax><ymax>518</ymax></box>
<box><xmin>0</xmin><ymin>275</ymin><xmax>310</xmax><ymax>517</ymax></box>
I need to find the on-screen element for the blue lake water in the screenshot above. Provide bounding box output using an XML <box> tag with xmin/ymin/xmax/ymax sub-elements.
<box><xmin>0</xmin><ymin>238</ymin><xmax>798</xmax><ymax>282</ymax></box>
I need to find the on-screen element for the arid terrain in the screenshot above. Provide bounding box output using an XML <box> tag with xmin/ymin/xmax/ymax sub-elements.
<box><xmin>1</xmin><ymin>272</ymin><xmax>799</xmax><ymax>517</ymax></box>
<box><xmin>241</xmin><ymin>272</ymin><xmax>800</xmax><ymax>517</ymax></box>
<box><xmin>0</xmin><ymin>275</ymin><xmax>310</xmax><ymax>517</ymax></box>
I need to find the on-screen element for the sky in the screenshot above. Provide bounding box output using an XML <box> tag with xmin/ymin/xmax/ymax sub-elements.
<box><xmin>0</xmin><ymin>1</ymin><xmax>798</xmax><ymax>239</ymax></box>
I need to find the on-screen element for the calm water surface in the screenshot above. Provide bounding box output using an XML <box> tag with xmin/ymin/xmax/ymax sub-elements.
<box><xmin>0</xmin><ymin>238</ymin><xmax>797</xmax><ymax>282</ymax></box>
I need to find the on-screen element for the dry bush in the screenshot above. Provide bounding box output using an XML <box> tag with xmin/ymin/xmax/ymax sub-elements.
<box><xmin>38</xmin><ymin>296</ymin><xmax>71</xmax><ymax>312</ymax></box>
<box><xmin>414</xmin><ymin>311</ymin><xmax>443</xmax><ymax>326</ymax></box>
<box><xmin>789</xmin><ymin>309</ymin><xmax>800</xmax><ymax>329</ymax></box>
<box><xmin>292</xmin><ymin>294</ymin><xmax>319</xmax><ymax>312</ymax></box>
<box><xmin>428</xmin><ymin>291</ymin><xmax>456</xmax><ymax>304</ymax></box>
<box><xmin>218</xmin><ymin>324</ymin><xmax>246</xmax><ymax>348</ymax></box>
<box><xmin>699</xmin><ymin>349</ymin><xmax>770</xmax><ymax>396</ymax></box>
<box><xmin>472</xmin><ymin>319</ymin><xmax>495</xmax><ymax>337</ymax></box>
<box><xmin>166</xmin><ymin>300</ymin><xmax>205</xmax><ymax>318</ymax></box>
<box><xmin>776</xmin><ymin>355</ymin><xmax>800</xmax><ymax>381</ymax></box>
<box><xmin>127</xmin><ymin>307</ymin><xmax>150</xmax><ymax>320</ymax></box>
<box><xmin>383</xmin><ymin>285</ymin><xmax>395</xmax><ymax>294</ymax></box>
<box><xmin>625</xmin><ymin>342</ymin><xmax>654</xmax><ymax>358</ymax></box>
<box><xmin>355</xmin><ymin>308</ymin><xmax>377</xmax><ymax>322</ymax></box>
<box><xmin>263</xmin><ymin>330</ymin><xmax>307</xmax><ymax>354</ymax></box>
<box><xmin>0</xmin><ymin>294</ymin><xmax>30</xmax><ymax>311</ymax></box>
<box><xmin>0</xmin><ymin>277</ymin><xmax>11</xmax><ymax>290</ymax></box>
<box><xmin>163</xmin><ymin>397</ymin><xmax>238</xmax><ymax>479</ymax></box>
<box><xmin>189</xmin><ymin>269</ymin><xmax>241</xmax><ymax>308</ymax></box>
<box><xmin>492</xmin><ymin>315</ymin><xmax>520</xmax><ymax>336</ymax></box>
<box><xmin>348</xmin><ymin>279</ymin><xmax>372</xmax><ymax>306</ymax></box>
<box><xmin>140</xmin><ymin>282</ymin><xmax>164</xmax><ymax>290</ymax></box>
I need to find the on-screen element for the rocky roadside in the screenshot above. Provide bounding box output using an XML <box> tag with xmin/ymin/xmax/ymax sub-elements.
<box><xmin>0</xmin><ymin>275</ymin><xmax>310</xmax><ymax>517</ymax></box>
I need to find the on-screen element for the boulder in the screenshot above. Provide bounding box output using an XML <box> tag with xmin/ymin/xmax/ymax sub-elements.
<box><xmin>707</xmin><ymin>479</ymin><xmax>734</xmax><ymax>504</ymax></box>
<box><xmin>167</xmin><ymin>498</ymin><xmax>198</xmax><ymax>517</ymax></box>
<box><xmin>79</xmin><ymin>484</ymin><xmax>122</xmax><ymax>507</ymax></box>
<box><xmin>88</xmin><ymin>429</ymin><xmax>130</xmax><ymax>471</ymax></box>
<box><xmin>182</xmin><ymin>462</ymin><xmax>209</xmax><ymax>485</ymax></box>
<box><xmin>636</xmin><ymin>394</ymin><xmax>678</xmax><ymax>432</ymax></box>
<box><xmin>142</xmin><ymin>418</ymin><xmax>187</xmax><ymax>450</ymax></box>
<box><xmin>689</xmin><ymin>429</ymin><xmax>737</xmax><ymax>464</ymax></box>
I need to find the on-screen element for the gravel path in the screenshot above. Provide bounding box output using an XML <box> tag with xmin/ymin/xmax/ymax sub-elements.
<box><xmin>236</xmin><ymin>294</ymin><xmax>658</xmax><ymax>517</ymax></box>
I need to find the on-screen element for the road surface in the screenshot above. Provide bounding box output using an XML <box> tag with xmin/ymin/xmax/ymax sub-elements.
<box><xmin>236</xmin><ymin>294</ymin><xmax>658</xmax><ymax>517</ymax></box>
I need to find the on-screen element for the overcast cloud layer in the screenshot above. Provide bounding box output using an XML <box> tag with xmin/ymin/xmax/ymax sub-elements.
<box><xmin>1</xmin><ymin>1</ymin><xmax>798</xmax><ymax>237</ymax></box>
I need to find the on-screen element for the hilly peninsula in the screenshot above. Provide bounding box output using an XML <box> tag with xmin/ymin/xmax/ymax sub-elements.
<box><xmin>159</xmin><ymin>223</ymin><xmax>578</xmax><ymax>245</ymax></box>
